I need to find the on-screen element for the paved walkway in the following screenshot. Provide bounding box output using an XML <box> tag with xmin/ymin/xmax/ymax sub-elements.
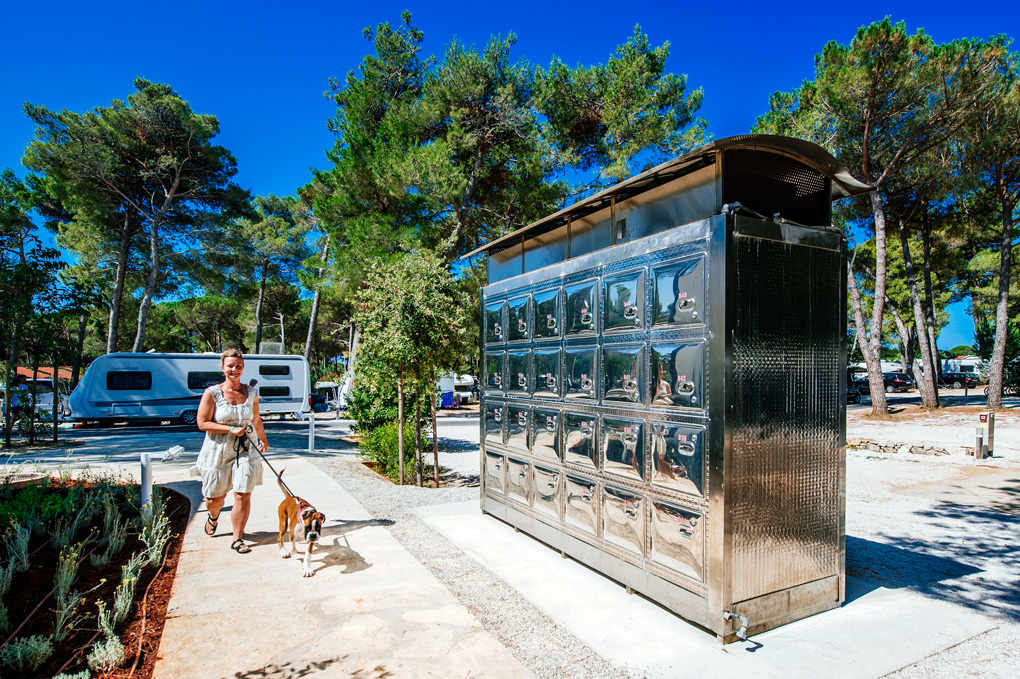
<box><xmin>146</xmin><ymin>454</ymin><xmax>532</xmax><ymax>679</ymax></box>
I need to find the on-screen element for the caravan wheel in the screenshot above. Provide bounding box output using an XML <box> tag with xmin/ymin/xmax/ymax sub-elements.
<box><xmin>179</xmin><ymin>410</ymin><xmax>198</xmax><ymax>426</ymax></box>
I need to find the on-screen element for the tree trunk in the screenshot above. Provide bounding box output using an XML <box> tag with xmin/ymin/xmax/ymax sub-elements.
<box><xmin>131</xmin><ymin>219</ymin><xmax>161</xmax><ymax>352</ymax></box>
<box><xmin>414</xmin><ymin>397</ymin><xmax>423</xmax><ymax>487</ymax></box>
<box><xmin>431</xmin><ymin>390</ymin><xmax>440</xmax><ymax>488</ymax></box>
<box><xmin>848</xmin><ymin>260</ymin><xmax>889</xmax><ymax>413</ymax></box>
<box><xmin>897</xmin><ymin>217</ymin><xmax>939</xmax><ymax>408</ymax></box>
<box><xmin>920</xmin><ymin>220</ymin><xmax>942</xmax><ymax>386</ymax></box>
<box><xmin>397</xmin><ymin>377</ymin><xmax>404</xmax><ymax>486</ymax></box>
<box><xmin>987</xmin><ymin>205</ymin><xmax>1015</xmax><ymax>410</ymax></box>
<box><xmin>862</xmin><ymin>192</ymin><xmax>891</xmax><ymax>414</ymax></box>
<box><xmin>28</xmin><ymin>352</ymin><xmax>40</xmax><ymax>445</ymax></box>
<box><xmin>107</xmin><ymin>212</ymin><xmax>132</xmax><ymax>354</ymax></box>
<box><xmin>2</xmin><ymin>358</ymin><xmax>12</xmax><ymax>447</ymax></box>
<box><xmin>51</xmin><ymin>355</ymin><xmax>59</xmax><ymax>443</ymax></box>
<box><xmin>304</xmin><ymin>235</ymin><xmax>330</xmax><ymax>363</ymax></box>
<box><xmin>254</xmin><ymin>260</ymin><xmax>268</xmax><ymax>352</ymax></box>
<box><xmin>71</xmin><ymin>313</ymin><xmax>88</xmax><ymax>388</ymax></box>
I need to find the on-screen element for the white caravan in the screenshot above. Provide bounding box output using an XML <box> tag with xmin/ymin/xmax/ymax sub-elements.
<box><xmin>68</xmin><ymin>353</ymin><xmax>310</xmax><ymax>425</ymax></box>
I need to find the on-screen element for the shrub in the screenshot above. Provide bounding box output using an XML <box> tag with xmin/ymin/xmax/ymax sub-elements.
<box><xmin>87</xmin><ymin>635</ymin><xmax>125</xmax><ymax>673</ymax></box>
<box><xmin>347</xmin><ymin>384</ymin><xmax>398</xmax><ymax>433</ymax></box>
<box><xmin>0</xmin><ymin>633</ymin><xmax>54</xmax><ymax>672</ymax></box>
<box><xmin>360</xmin><ymin>420</ymin><xmax>419</xmax><ymax>482</ymax></box>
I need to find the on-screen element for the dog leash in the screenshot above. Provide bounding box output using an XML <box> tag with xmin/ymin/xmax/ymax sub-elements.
<box><xmin>235</xmin><ymin>425</ymin><xmax>298</xmax><ymax>498</ymax></box>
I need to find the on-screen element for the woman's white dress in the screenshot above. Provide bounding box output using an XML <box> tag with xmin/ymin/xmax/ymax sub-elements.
<box><xmin>190</xmin><ymin>384</ymin><xmax>263</xmax><ymax>498</ymax></box>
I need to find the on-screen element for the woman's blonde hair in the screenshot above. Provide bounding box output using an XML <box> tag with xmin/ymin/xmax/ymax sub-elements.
<box><xmin>220</xmin><ymin>348</ymin><xmax>244</xmax><ymax>365</ymax></box>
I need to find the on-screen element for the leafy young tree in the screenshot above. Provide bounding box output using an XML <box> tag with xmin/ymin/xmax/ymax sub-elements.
<box><xmin>23</xmin><ymin>78</ymin><xmax>248</xmax><ymax>353</ymax></box>
<box><xmin>355</xmin><ymin>251</ymin><xmax>466</xmax><ymax>487</ymax></box>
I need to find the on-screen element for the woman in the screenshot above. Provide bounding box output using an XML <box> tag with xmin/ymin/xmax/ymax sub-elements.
<box><xmin>192</xmin><ymin>349</ymin><xmax>269</xmax><ymax>554</ymax></box>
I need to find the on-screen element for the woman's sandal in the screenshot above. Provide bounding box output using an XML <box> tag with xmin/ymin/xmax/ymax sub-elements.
<box><xmin>204</xmin><ymin>515</ymin><xmax>218</xmax><ymax>536</ymax></box>
<box><xmin>230</xmin><ymin>539</ymin><xmax>251</xmax><ymax>554</ymax></box>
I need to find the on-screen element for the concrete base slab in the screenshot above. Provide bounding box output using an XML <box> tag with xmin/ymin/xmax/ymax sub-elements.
<box><xmin>415</xmin><ymin>500</ymin><xmax>997</xmax><ymax>679</ymax></box>
<box><xmin>152</xmin><ymin>457</ymin><xmax>533</xmax><ymax>679</ymax></box>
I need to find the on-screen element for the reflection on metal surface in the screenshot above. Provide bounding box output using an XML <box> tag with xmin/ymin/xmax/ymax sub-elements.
<box><xmin>534</xmin><ymin>289</ymin><xmax>560</xmax><ymax>339</ymax></box>
<box><xmin>653</xmin><ymin>257</ymin><xmax>705</xmax><ymax>326</ymax></box>
<box><xmin>604</xmin><ymin>271</ymin><xmax>645</xmax><ymax>332</ymax></box>
<box><xmin>508</xmin><ymin>351</ymin><xmax>531</xmax><ymax>397</ymax></box>
<box><xmin>651</xmin><ymin>422</ymin><xmax>705</xmax><ymax>496</ymax></box>
<box><xmin>484</xmin><ymin>404</ymin><xmax>504</xmax><ymax>445</ymax></box>
<box><xmin>565</xmin><ymin>281</ymin><xmax>597</xmax><ymax>335</ymax></box>
<box><xmin>602</xmin><ymin>417</ymin><xmax>645</xmax><ymax>482</ymax></box>
<box><xmin>533</xmin><ymin>465</ymin><xmax>562</xmax><ymax>521</ymax></box>
<box><xmin>603</xmin><ymin>485</ymin><xmax>644</xmax><ymax>555</ymax></box>
<box><xmin>565</xmin><ymin>474</ymin><xmax>598</xmax><ymax>535</ymax></box>
<box><xmin>484</xmin><ymin>452</ymin><xmax>505</xmax><ymax>494</ymax></box>
<box><xmin>507</xmin><ymin>406</ymin><xmax>530</xmax><ymax>453</ymax></box>
<box><xmin>534</xmin><ymin>349</ymin><xmax>560</xmax><ymax>399</ymax></box>
<box><xmin>564</xmin><ymin>347</ymin><xmax>597</xmax><ymax>399</ymax></box>
<box><xmin>485</xmin><ymin>352</ymin><xmax>505</xmax><ymax>394</ymax></box>
<box><xmin>650</xmin><ymin>342</ymin><xmax>704</xmax><ymax>409</ymax></box>
<box><xmin>485</xmin><ymin>301</ymin><xmax>505</xmax><ymax>343</ymax></box>
<box><xmin>564</xmin><ymin>412</ymin><xmax>597</xmax><ymax>469</ymax></box>
<box><xmin>507</xmin><ymin>457</ymin><xmax>530</xmax><ymax>505</ymax></box>
<box><xmin>651</xmin><ymin>501</ymin><xmax>704</xmax><ymax>581</ymax></box>
<box><xmin>508</xmin><ymin>295</ymin><xmax>531</xmax><ymax>342</ymax></box>
<box><xmin>604</xmin><ymin>345</ymin><xmax>643</xmax><ymax>404</ymax></box>
<box><xmin>531</xmin><ymin>408</ymin><xmax>561</xmax><ymax>462</ymax></box>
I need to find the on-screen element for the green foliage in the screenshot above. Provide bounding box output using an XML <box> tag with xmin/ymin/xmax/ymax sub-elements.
<box><xmin>360</xmin><ymin>420</ymin><xmax>418</xmax><ymax>481</ymax></box>
<box><xmin>2</xmin><ymin>521</ymin><xmax>31</xmax><ymax>573</ymax></box>
<box><xmin>975</xmin><ymin>319</ymin><xmax>1020</xmax><ymax>363</ymax></box>
<box><xmin>947</xmin><ymin>345</ymin><xmax>978</xmax><ymax>357</ymax></box>
<box><xmin>113</xmin><ymin>552</ymin><xmax>146</xmax><ymax>625</ymax></box>
<box><xmin>139</xmin><ymin>489</ymin><xmax>172</xmax><ymax>568</ymax></box>
<box><xmin>0</xmin><ymin>633</ymin><xmax>54</xmax><ymax>672</ymax></box>
<box><xmin>87</xmin><ymin>602</ymin><xmax>125</xmax><ymax>673</ymax></box>
<box><xmin>54</xmin><ymin>671</ymin><xmax>92</xmax><ymax>679</ymax></box>
<box><xmin>347</xmin><ymin>384</ymin><xmax>397</xmax><ymax>434</ymax></box>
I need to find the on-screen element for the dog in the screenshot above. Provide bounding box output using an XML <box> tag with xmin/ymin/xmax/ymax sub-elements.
<box><xmin>276</xmin><ymin>470</ymin><xmax>326</xmax><ymax>577</ymax></box>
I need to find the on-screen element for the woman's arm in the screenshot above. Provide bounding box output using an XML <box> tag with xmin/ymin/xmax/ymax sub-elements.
<box><xmin>251</xmin><ymin>394</ymin><xmax>269</xmax><ymax>453</ymax></box>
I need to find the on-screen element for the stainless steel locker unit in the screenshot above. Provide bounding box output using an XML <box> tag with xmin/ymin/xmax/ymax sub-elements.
<box><xmin>468</xmin><ymin>135</ymin><xmax>872</xmax><ymax>642</ymax></box>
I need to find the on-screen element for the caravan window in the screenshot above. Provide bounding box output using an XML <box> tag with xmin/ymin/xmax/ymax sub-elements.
<box><xmin>188</xmin><ymin>372</ymin><xmax>224</xmax><ymax>391</ymax></box>
<box><xmin>259</xmin><ymin>365</ymin><xmax>290</xmax><ymax>376</ymax></box>
<box><xmin>107</xmin><ymin>371</ymin><xmax>152</xmax><ymax>391</ymax></box>
<box><xmin>259</xmin><ymin>386</ymin><xmax>290</xmax><ymax>397</ymax></box>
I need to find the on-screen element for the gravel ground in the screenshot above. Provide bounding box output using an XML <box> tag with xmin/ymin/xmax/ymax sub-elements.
<box><xmin>310</xmin><ymin>410</ymin><xmax>1020</xmax><ymax>679</ymax></box>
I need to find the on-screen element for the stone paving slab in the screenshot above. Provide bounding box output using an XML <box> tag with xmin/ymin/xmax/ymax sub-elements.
<box><xmin>415</xmin><ymin>500</ymin><xmax>998</xmax><ymax>679</ymax></box>
<box><xmin>148</xmin><ymin>456</ymin><xmax>532</xmax><ymax>679</ymax></box>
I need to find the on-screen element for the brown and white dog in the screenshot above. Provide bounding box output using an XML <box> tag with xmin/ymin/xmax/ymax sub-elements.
<box><xmin>276</xmin><ymin>470</ymin><xmax>325</xmax><ymax>577</ymax></box>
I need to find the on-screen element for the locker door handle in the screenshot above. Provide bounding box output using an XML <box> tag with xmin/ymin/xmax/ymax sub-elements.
<box><xmin>492</xmin><ymin>373</ymin><xmax>501</xmax><ymax>387</ymax></box>
<box><xmin>622</xmin><ymin>432</ymin><xmax>639</xmax><ymax>447</ymax></box>
<box><xmin>581</xmin><ymin>489</ymin><xmax>593</xmax><ymax>504</ymax></box>
<box><xmin>675</xmin><ymin>380</ymin><xmax>695</xmax><ymax>395</ymax></box>
<box><xmin>546</xmin><ymin>474</ymin><xmax>559</xmax><ymax>489</ymax></box>
<box><xmin>544</xmin><ymin>417</ymin><xmax>557</xmax><ymax>432</ymax></box>
<box><xmin>517</xmin><ymin>374</ymin><xmax>528</xmax><ymax>388</ymax></box>
<box><xmin>517</xmin><ymin>411</ymin><xmax>528</xmax><ymax>426</ymax></box>
<box><xmin>579</xmin><ymin>424</ymin><xmax>593</xmax><ymax>439</ymax></box>
<box><xmin>518</xmin><ymin>464</ymin><xmax>529</xmax><ymax>479</ymax></box>
<box><xmin>493</xmin><ymin>323</ymin><xmax>502</xmax><ymax>339</ymax></box>
<box><xmin>517</xmin><ymin>319</ymin><xmax>528</xmax><ymax>335</ymax></box>
<box><xmin>546</xmin><ymin>316</ymin><xmax>557</xmax><ymax>330</ymax></box>
<box><xmin>678</xmin><ymin>297</ymin><xmax>696</xmax><ymax>311</ymax></box>
<box><xmin>624</xmin><ymin>501</ymin><xmax>640</xmax><ymax>519</ymax></box>
<box><xmin>580</xmin><ymin>377</ymin><xmax>594</xmax><ymax>392</ymax></box>
<box><xmin>493</xmin><ymin>460</ymin><xmax>502</xmax><ymax>471</ymax></box>
<box><xmin>580</xmin><ymin>311</ymin><xmax>593</xmax><ymax>326</ymax></box>
<box><xmin>493</xmin><ymin>408</ymin><xmax>502</xmax><ymax>422</ymax></box>
<box><xmin>623</xmin><ymin>306</ymin><xmax>638</xmax><ymax>320</ymax></box>
<box><xmin>677</xmin><ymin>442</ymin><xmax>695</xmax><ymax>455</ymax></box>
<box><xmin>545</xmin><ymin>376</ymin><xmax>557</xmax><ymax>391</ymax></box>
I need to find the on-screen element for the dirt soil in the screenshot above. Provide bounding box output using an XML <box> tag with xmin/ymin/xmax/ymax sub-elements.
<box><xmin>1</xmin><ymin>487</ymin><xmax>189</xmax><ymax>679</ymax></box>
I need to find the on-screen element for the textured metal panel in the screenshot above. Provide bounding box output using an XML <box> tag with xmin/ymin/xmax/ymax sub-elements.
<box><xmin>484</xmin><ymin>452</ymin><xmax>506</xmax><ymax>495</ymax></box>
<box><xmin>507</xmin><ymin>351</ymin><xmax>531</xmax><ymax>397</ymax></box>
<box><xmin>650</xmin><ymin>341</ymin><xmax>705</xmax><ymax>409</ymax></box>
<box><xmin>729</xmin><ymin>231</ymin><xmax>842</xmax><ymax>603</ymax></box>
<box><xmin>485</xmin><ymin>301</ymin><xmax>506</xmax><ymax>344</ymax></box>
<box><xmin>484</xmin><ymin>352</ymin><xmax>506</xmax><ymax>395</ymax></box>
<box><xmin>484</xmin><ymin>403</ymin><xmax>505</xmax><ymax>446</ymax></box>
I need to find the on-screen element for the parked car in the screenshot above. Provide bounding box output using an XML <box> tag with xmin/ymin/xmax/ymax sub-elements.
<box><xmin>846</xmin><ymin>386</ymin><xmax>861</xmax><ymax>404</ymax></box>
<box><xmin>938</xmin><ymin>372</ymin><xmax>980</xmax><ymax>389</ymax></box>
<box><xmin>881</xmin><ymin>372</ymin><xmax>914</xmax><ymax>393</ymax></box>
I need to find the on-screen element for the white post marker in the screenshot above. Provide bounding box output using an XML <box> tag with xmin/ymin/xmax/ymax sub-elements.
<box><xmin>308</xmin><ymin>409</ymin><xmax>315</xmax><ymax>452</ymax></box>
<box><xmin>141</xmin><ymin>445</ymin><xmax>185</xmax><ymax>519</ymax></box>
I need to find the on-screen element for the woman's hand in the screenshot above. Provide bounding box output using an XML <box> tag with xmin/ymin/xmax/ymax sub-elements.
<box><xmin>258</xmin><ymin>439</ymin><xmax>268</xmax><ymax>454</ymax></box>
<box><xmin>228</xmin><ymin>426</ymin><xmax>246</xmax><ymax>438</ymax></box>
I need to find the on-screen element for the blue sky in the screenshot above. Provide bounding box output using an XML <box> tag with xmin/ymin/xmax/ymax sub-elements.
<box><xmin>3</xmin><ymin>0</ymin><xmax>1017</xmax><ymax>349</ymax></box>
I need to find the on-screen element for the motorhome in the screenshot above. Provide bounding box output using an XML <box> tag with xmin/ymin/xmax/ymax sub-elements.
<box><xmin>1</xmin><ymin>378</ymin><xmax>70</xmax><ymax>418</ymax></box>
<box><xmin>69</xmin><ymin>353</ymin><xmax>310</xmax><ymax>426</ymax></box>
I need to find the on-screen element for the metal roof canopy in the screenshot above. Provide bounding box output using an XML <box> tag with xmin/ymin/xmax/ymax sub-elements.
<box><xmin>462</xmin><ymin>134</ymin><xmax>871</xmax><ymax>260</ymax></box>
